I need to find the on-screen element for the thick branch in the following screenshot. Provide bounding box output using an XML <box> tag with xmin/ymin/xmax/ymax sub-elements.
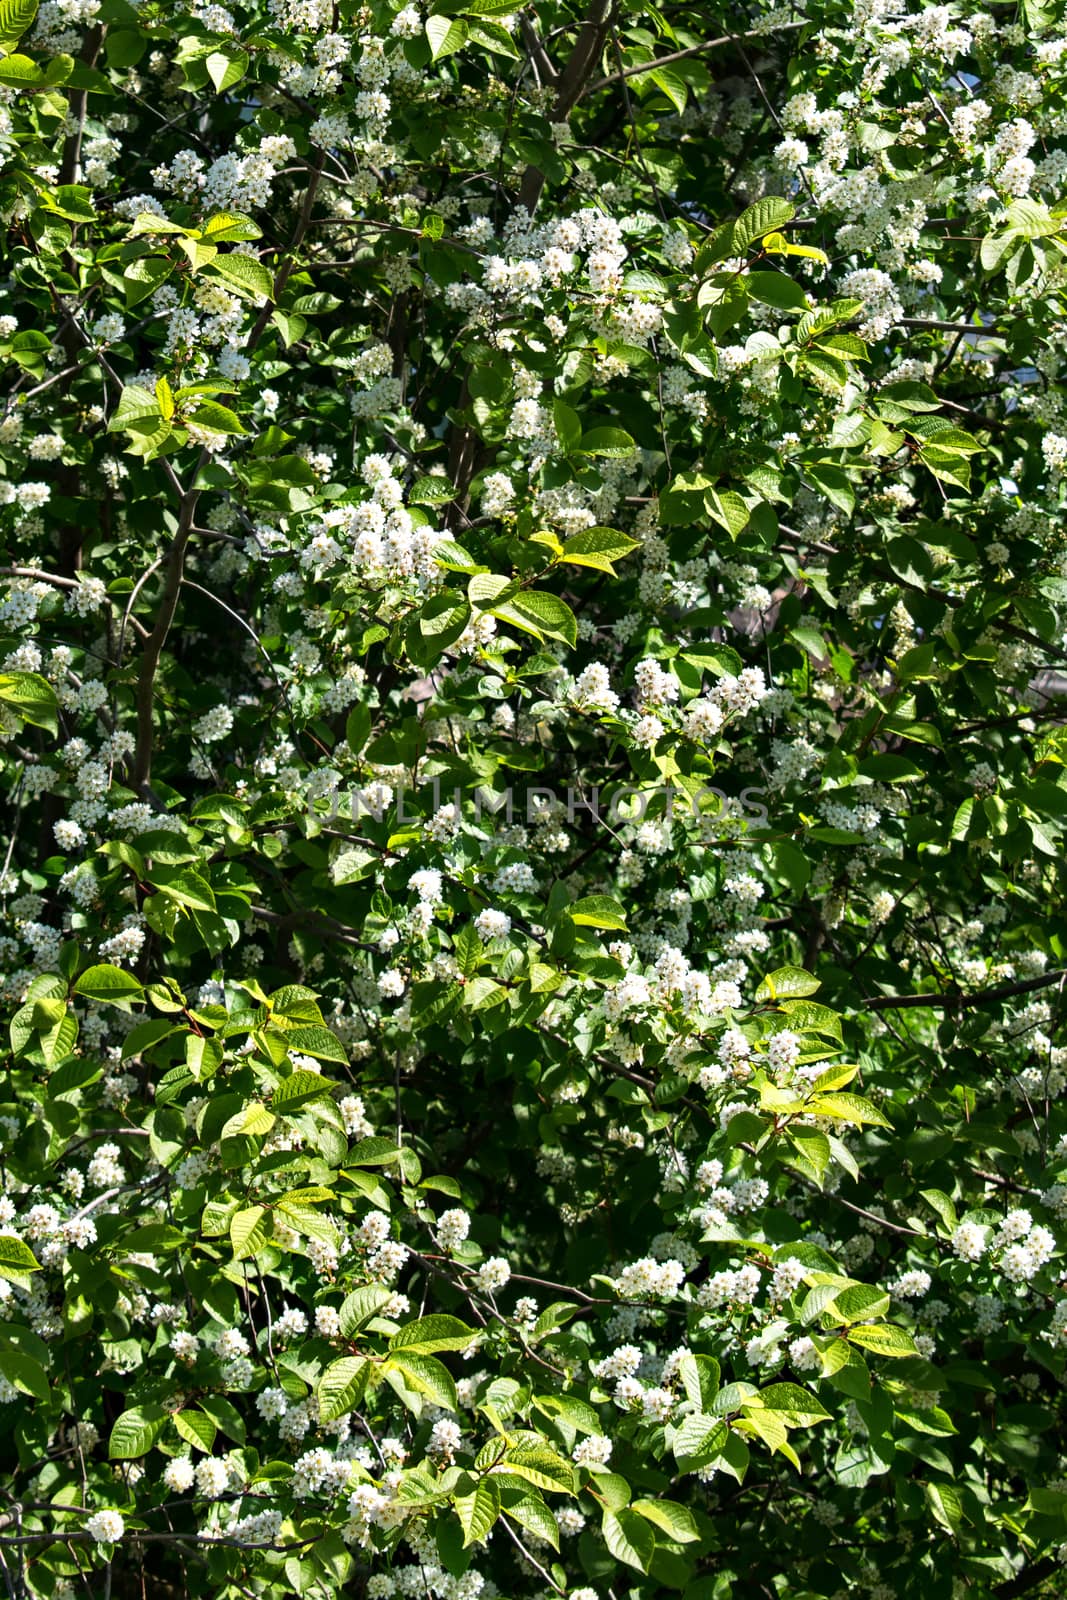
<box><xmin>582</xmin><ymin>20</ymin><xmax>805</xmax><ymax>97</ymax></box>
<box><xmin>130</xmin><ymin>479</ymin><xmax>202</xmax><ymax>792</ymax></box>
<box><xmin>129</xmin><ymin>159</ymin><xmax>324</xmax><ymax>792</ymax></box>
<box><xmin>995</xmin><ymin>1559</ymin><xmax>1057</xmax><ymax>1599</ymax></box>
<box><xmin>247</xmin><ymin>154</ymin><xmax>326</xmax><ymax>352</ymax></box>
<box><xmin>865</xmin><ymin>969</ymin><xmax>1067</xmax><ymax>1012</ymax></box>
<box><xmin>519</xmin><ymin>0</ymin><xmax>617</xmax><ymax>213</ymax></box>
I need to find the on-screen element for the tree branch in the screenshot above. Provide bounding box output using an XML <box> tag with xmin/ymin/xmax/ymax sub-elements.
<box><xmin>865</xmin><ymin>969</ymin><xmax>1067</xmax><ymax>1012</ymax></box>
<box><xmin>130</xmin><ymin>475</ymin><xmax>202</xmax><ymax>792</ymax></box>
<box><xmin>582</xmin><ymin>20</ymin><xmax>805</xmax><ymax>97</ymax></box>
<box><xmin>519</xmin><ymin>0</ymin><xmax>617</xmax><ymax>213</ymax></box>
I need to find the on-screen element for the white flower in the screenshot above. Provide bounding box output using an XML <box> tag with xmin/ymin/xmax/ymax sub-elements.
<box><xmin>86</xmin><ymin>1509</ymin><xmax>124</xmax><ymax>1543</ymax></box>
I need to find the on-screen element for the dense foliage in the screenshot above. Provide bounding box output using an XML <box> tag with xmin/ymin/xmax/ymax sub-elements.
<box><xmin>2</xmin><ymin>0</ymin><xmax>1067</xmax><ymax>1595</ymax></box>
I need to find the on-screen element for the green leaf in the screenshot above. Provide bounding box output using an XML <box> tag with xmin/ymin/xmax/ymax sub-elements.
<box><xmin>648</xmin><ymin>66</ymin><xmax>687</xmax><ymax>113</ymax></box>
<box><xmin>426</xmin><ymin>14</ymin><xmax>468</xmax><ymax>58</ymax></box>
<box><xmin>829</xmin><ymin>1284</ymin><xmax>892</xmax><ymax>1324</ymax></box>
<box><xmin>602</xmin><ymin>1508</ymin><xmax>655</xmax><ymax>1573</ymax></box>
<box><xmin>731</xmin><ymin>196</ymin><xmax>795</xmax><ymax>252</ymax></box>
<box><xmin>109</xmin><ymin>383</ymin><xmax>161</xmax><ymax>433</ymax></box>
<box><xmin>202</xmin><ymin>211</ymin><xmax>262</xmax><ymax>242</ymax></box>
<box><xmin>338</xmin><ymin>1283</ymin><xmax>394</xmax><ymax>1337</ymax></box>
<box><xmin>173</xmin><ymin>1408</ymin><xmax>217</xmax><ymax>1452</ymax></box>
<box><xmin>924</xmin><ymin>1480</ymin><xmax>964</xmax><ymax>1533</ymax></box>
<box><xmin>204</xmin><ymin>252</ymin><xmax>274</xmax><ymax>302</ymax></box>
<box><xmin>509</xmin><ymin>591</ymin><xmax>578</xmax><ymax>647</ymax></box>
<box><xmin>705</xmin><ymin>487</ymin><xmax>751</xmax><ymax>538</ymax></box>
<box><xmin>386</xmin><ymin>1353</ymin><xmax>458</xmax><ymax>1412</ymax></box>
<box><xmin>576</xmin><ymin>426</ymin><xmax>636</xmax><ymax>458</ymax></box>
<box><xmin>0</xmin><ymin>1350</ymin><xmax>48</xmax><ymax>1402</ymax></box>
<box><xmin>671</xmin><ymin>1414</ymin><xmax>729</xmax><ymax>1473</ymax></box>
<box><xmin>187</xmin><ymin>399</ymin><xmax>247</xmax><ymax>435</ymax></box>
<box><xmin>0</xmin><ymin>671</ymin><xmax>58</xmax><ymax>733</ymax></box>
<box><xmin>0</xmin><ymin>51</ymin><xmax>45</xmax><ymax>85</ymax></box>
<box><xmin>0</xmin><ymin>1236</ymin><xmax>41</xmax><ymax>1278</ymax></box>
<box><xmin>568</xmin><ymin>895</ymin><xmax>627</xmax><ymax>930</ymax></box>
<box><xmin>533</xmin><ymin>1393</ymin><xmax>604</xmax><ymax>1435</ymax></box>
<box><xmin>755</xmin><ymin>966</ymin><xmax>820</xmax><ymax>1001</ymax></box>
<box><xmin>502</xmin><ymin>1443</ymin><xmax>576</xmax><ymax>1494</ymax></box>
<box><xmin>455</xmin><ymin>1478</ymin><xmax>500</xmax><ymax>1546</ymax></box>
<box><xmin>560</xmin><ymin>527</ymin><xmax>640</xmax><ymax>574</ymax></box>
<box><xmin>0</xmin><ymin>0</ymin><xmax>39</xmax><ymax>54</ymax></box>
<box><xmin>229</xmin><ymin>1205</ymin><xmax>268</xmax><ymax>1262</ymax></box>
<box><xmin>677</xmin><ymin>1353</ymin><xmax>720</xmax><ymax>1413</ymax></box>
<box><xmin>206</xmin><ymin>46</ymin><xmax>248</xmax><ymax>92</ymax></box>
<box><xmin>632</xmin><ymin>1498</ymin><xmax>699</xmax><ymax>1543</ymax></box>
<box><xmin>109</xmin><ymin>1404</ymin><xmax>167</xmax><ymax>1459</ymax></box>
<box><xmin>282</xmin><ymin>1025</ymin><xmax>348</xmax><ymax>1064</ymax></box>
<box><xmin>146</xmin><ymin>869</ymin><xmax>216</xmax><ymax>912</ymax></box>
<box><xmin>273</xmin><ymin>1069</ymin><xmax>335</xmax><ymax>1111</ymax></box>
<box><xmin>502</xmin><ymin>1491</ymin><xmax>560</xmax><ymax>1549</ymax></box>
<box><xmin>318</xmin><ymin>1356</ymin><xmax>370</xmax><ymax>1422</ymax></box>
<box><xmin>847</xmin><ymin>1324</ymin><xmax>919</xmax><ymax>1358</ymax></box>
<box><xmin>553</xmin><ymin>396</ymin><xmax>582</xmax><ymax>454</ymax></box>
<box><xmin>746</xmin><ymin>270</ymin><xmax>809</xmax><ymax>312</ymax></box>
<box><xmin>390</xmin><ymin>1315</ymin><xmax>478</xmax><ymax>1355</ymax></box>
<box><xmin>757</xmin><ymin>1383</ymin><xmax>831</xmax><ymax>1425</ymax></box>
<box><xmin>812</xmin><ymin>1092</ymin><xmax>891</xmax><ymax>1129</ymax></box>
<box><xmin>73</xmin><ymin>964</ymin><xmax>144</xmax><ymax>1004</ymax></box>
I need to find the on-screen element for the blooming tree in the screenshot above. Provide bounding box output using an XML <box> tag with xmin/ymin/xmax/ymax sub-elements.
<box><xmin>2</xmin><ymin>0</ymin><xmax>1067</xmax><ymax>1596</ymax></box>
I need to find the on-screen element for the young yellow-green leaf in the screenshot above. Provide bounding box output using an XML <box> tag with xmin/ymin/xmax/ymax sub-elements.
<box><xmin>0</xmin><ymin>0</ymin><xmax>39</xmax><ymax>54</ymax></box>
<box><xmin>811</xmin><ymin>1091</ymin><xmax>891</xmax><ymax>1129</ymax></box>
<box><xmin>455</xmin><ymin>1478</ymin><xmax>500</xmax><ymax>1546</ymax></box>
<box><xmin>560</xmin><ymin>527</ymin><xmax>641</xmax><ymax>574</ymax></box>
<box><xmin>847</xmin><ymin>1324</ymin><xmax>919</xmax><ymax>1357</ymax></box>
<box><xmin>501</xmin><ymin>1442</ymin><xmax>576</xmax><ymax>1494</ymax></box>
<box><xmin>156</xmin><ymin>375</ymin><xmax>175</xmax><ymax>421</ymax></box>
<box><xmin>229</xmin><ymin>1205</ymin><xmax>268</xmax><ymax>1262</ymax></box>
